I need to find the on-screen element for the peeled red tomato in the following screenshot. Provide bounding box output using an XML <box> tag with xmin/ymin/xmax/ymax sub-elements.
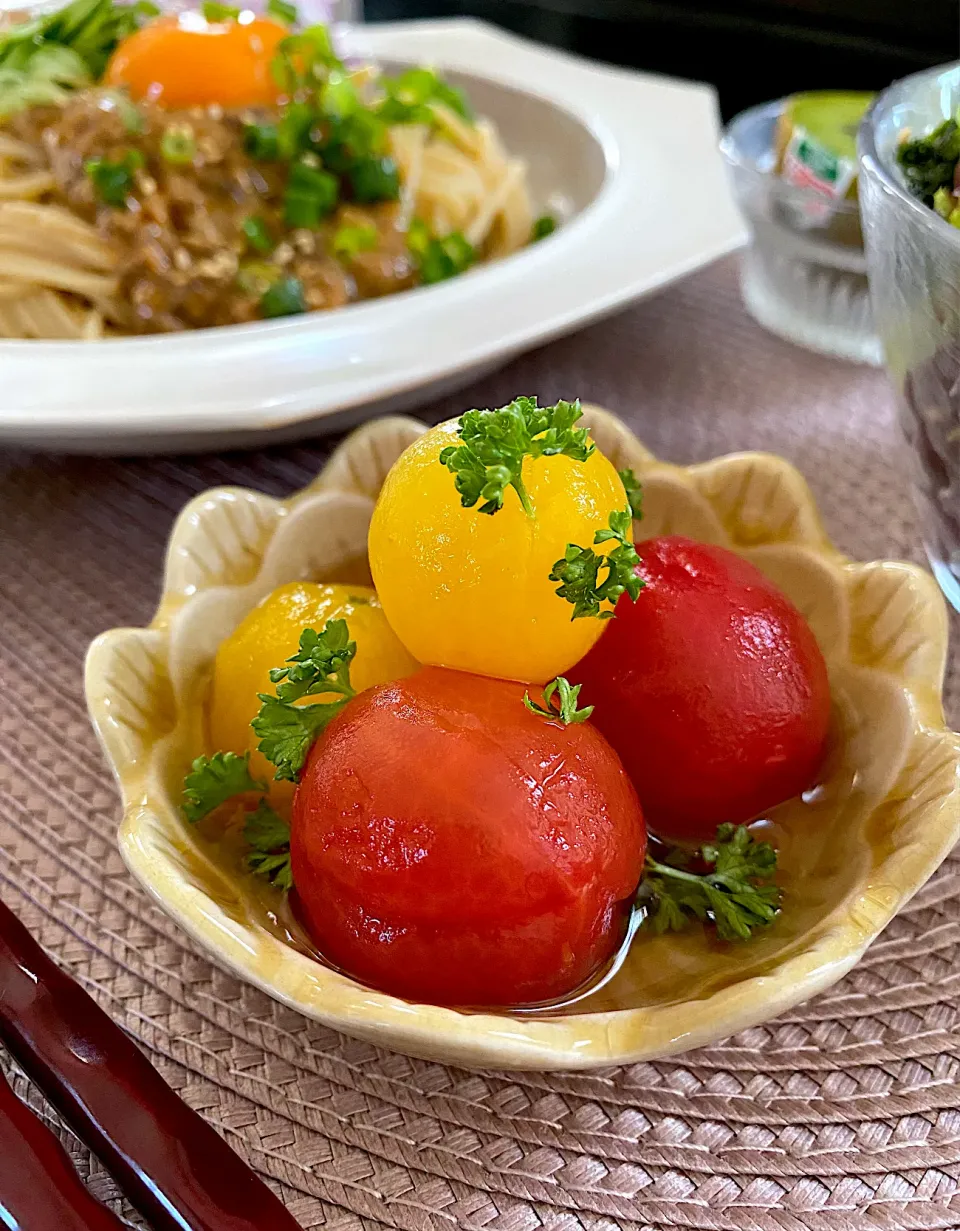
<box><xmin>568</xmin><ymin>536</ymin><xmax>831</xmax><ymax>842</ymax></box>
<box><xmin>291</xmin><ymin>667</ymin><xmax>646</xmax><ymax>1007</ymax></box>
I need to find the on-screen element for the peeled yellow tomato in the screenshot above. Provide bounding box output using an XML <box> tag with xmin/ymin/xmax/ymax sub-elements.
<box><xmin>208</xmin><ymin>582</ymin><xmax>418</xmax><ymax>805</ymax></box>
<box><xmin>368</xmin><ymin>419</ymin><xmax>628</xmax><ymax>683</ymax></box>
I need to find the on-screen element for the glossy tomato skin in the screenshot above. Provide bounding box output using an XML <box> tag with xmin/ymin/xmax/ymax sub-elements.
<box><xmin>291</xmin><ymin>667</ymin><xmax>646</xmax><ymax>1007</ymax></box>
<box><xmin>567</xmin><ymin>536</ymin><xmax>831</xmax><ymax>842</ymax></box>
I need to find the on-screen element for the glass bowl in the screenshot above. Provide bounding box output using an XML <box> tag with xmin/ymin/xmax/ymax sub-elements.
<box><xmin>859</xmin><ymin>63</ymin><xmax>960</xmax><ymax>610</ymax></box>
<box><xmin>721</xmin><ymin>99</ymin><xmax>881</xmax><ymax>365</ymax></box>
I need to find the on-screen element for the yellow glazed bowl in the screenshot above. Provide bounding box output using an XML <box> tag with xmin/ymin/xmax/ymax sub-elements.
<box><xmin>85</xmin><ymin>407</ymin><xmax>960</xmax><ymax>1071</ymax></box>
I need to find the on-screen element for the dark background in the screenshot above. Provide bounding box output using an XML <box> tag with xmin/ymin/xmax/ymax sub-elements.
<box><xmin>363</xmin><ymin>0</ymin><xmax>958</xmax><ymax>119</ymax></box>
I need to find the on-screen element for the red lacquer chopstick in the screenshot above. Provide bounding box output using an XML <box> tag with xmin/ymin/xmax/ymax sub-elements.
<box><xmin>0</xmin><ymin>1066</ymin><xmax>128</xmax><ymax>1231</ymax></box>
<box><xmin>0</xmin><ymin>898</ymin><xmax>304</xmax><ymax>1231</ymax></box>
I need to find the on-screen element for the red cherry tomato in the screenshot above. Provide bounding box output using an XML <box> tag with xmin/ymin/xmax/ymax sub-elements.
<box><xmin>567</xmin><ymin>536</ymin><xmax>831</xmax><ymax>842</ymax></box>
<box><xmin>291</xmin><ymin>667</ymin><xmax>646</xmax><ymax>1007</ymax></box>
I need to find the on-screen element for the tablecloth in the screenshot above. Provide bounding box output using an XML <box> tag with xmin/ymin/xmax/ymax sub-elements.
<box><xmin>2</xmin><ymin>255</ymin><xmax>959</xmax><ymax>1231</ymax></box>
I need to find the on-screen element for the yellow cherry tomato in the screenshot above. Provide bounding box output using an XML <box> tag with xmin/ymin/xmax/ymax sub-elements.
<box><xmin>208</xmin><ymin>582</ymin><xmax>418</xmax><ymax>806</ymax></box>
<box><xmin>368</xmin><ymin>418</ymin><xmax>629</xmax><ymax>684</ymax></box>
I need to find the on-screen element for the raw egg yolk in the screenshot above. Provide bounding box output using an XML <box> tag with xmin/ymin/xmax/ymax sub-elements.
<box><xmin>104</xmin><ymin>13</ymin><xmax>287</xmax><ymax>109</ymax></box>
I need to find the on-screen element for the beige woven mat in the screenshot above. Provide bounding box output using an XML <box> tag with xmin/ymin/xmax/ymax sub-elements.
<box><xmin>2</xmin><ymin>255</ymin><xmax>959</xmax><ymax>1231</ymax></box>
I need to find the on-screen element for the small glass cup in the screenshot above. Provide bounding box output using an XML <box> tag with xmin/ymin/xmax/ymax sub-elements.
<box><xmin>721</xmin><ymin>99</ymin><xmax>881</xmax><ymax>366</ymax></box>
<box><xmin>859</xmin><ymin>63</ymin><xmax>960</xmax><ymax>611</ymax></box>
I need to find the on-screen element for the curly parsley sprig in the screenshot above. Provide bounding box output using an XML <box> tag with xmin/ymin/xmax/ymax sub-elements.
<box><xmin>642</xmin><ymin>824</ymin><xmax>781</xmax><ymax>941</ymax></box>
<box><xmin>252</xmin><ymin>619</ymin><xmax>357</xmax><ymax>783</ymax></box>
<box><xmin>438</xmin><ymin>396</ymin><xmax>594</xmax><ymax>517</ymax></box>
<box><xmin>179</xmin><ymin>618</ymin><xmax>361</xmax><ymax>892</ymax></box>
<box><xmin>181</xmin><ymin>751</ymin><xmax>266</xmax><ymax>823</ymax></box>
<box><xmin>550</xmin><ymin>508</ymin><xmax>642</xmax><ymax>620</ymax></box>
<box><xmin>244</xmin><ymin>801</ymin><xmax>293</xmax><ymax>890</ymax></box>
<box><xmin>180</xmin><ymin>754</ymin><xmax>292</xmax><ymax>889</ymax></box>
<box><xmin>619</xmin><ymin>467</ymin><xmax>643</xmax><ymax>521</ymax></box>
<box><xmin>523</xmin><ymin>676</ymin><xmax>593</xmax><ymax>725</ymax></box>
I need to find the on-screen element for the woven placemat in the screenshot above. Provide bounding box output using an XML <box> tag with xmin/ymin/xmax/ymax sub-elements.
<box><xmin>2</xmin><ymin>255</ymin><xmax>959</xmax><ymax>1231</ymax></box>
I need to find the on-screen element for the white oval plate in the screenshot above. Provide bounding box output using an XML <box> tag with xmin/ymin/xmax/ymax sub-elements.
<box><xmin>0</xmin><ymin>20</ymin><xmax>745</xmax><ymax>453</ymax></box>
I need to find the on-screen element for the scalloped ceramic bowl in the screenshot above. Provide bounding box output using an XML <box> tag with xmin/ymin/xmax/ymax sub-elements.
<box><xmin>85</xmin><ymin>406</ymin><xmax>960</xmax><ymax>1070</ymax></box>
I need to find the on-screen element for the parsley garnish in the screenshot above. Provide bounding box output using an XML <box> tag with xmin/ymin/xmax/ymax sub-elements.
<box><xmin>549</xmin><ymin>507</ymin><xmax>642</xmax><ymax>619</ymax></box>
<box><xmin>182</xmin><ymin>763</ymin><xmax>292</xmax><ymax>890</ymax></box>
<box><xmin>523</xmin><ymin>676</ymin><xmax>593</xmax><ymax>725</ymax></box>
<box><xmin>251</xmin><ymin>619</ymin><xmax>357</xmax><ymax>782</ymax></box>
<box><xmin>179</xmin><ymin>619</ymin><xmax>362</xmax><ymax>891</ymax></box>
<box><xmin>244</xmin><ymin>800</ymin><xmax>293</xmax><ymax>890</ymax></box>
<box><xmin>438</xmin><ymin>396</ymin><xmax>594</xmax><ymax>517</ymax></box>
<box><xmin>643</xmin><ymin>824</ymin><xmax>781</xmax><ymax>941</ymax></box>
<box><xmin>619</xmin><ymin>467</ymin><xmax>643</xmax><ymax>520</ymax></box>
<box><xmin>182</xmin><ymin>751</ymin><xmax>266</xmax><ymax>823</ymax></box>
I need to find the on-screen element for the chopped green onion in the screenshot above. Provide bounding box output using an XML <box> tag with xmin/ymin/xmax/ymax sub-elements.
<box><xmin>408</xmin><ymin>219</ymin><xmax>474</xmax><ymax>284</ymax></box>
<box><xmin>260</xmin><ymin>276</ymin><xmax>307</xmax><ymax>318</ymax></box>
<box><xmin>84</xmin><ymin>149</ymin><xmax>144</xmax><ymax>207</ymax></box>
<box><xmin>245</xmin><ymin>104</ymin><xmax>316</xmax><ymax>164</ymax></box>
<box><xmin>349</xmin><ymin>155</ymin><xmax>400</xmax><ymax>203</ymax></box>
<box><xmin>266</xmin><ymin>0</ymin><xmax>298</xmax><ymax>24</ymax></box>
<box><xmin>378</xmin><ymin>66</ymin><xmax>472</xmax><ymax>125</ymax></box>
<box><xmin>283</xmin><ymin>158</ymin><xmax>338</xmax><ymax>226</ymax></box>
<box><xmin>407</xmin><ymin>217</ymin><xmax>431</xmax><ymax>259</ymax></box>
<box><xmin>321</xmin><ymin>110</ymin><xmax>387</xmax><ymax>172</ymax></box>
<box><xmin>271</xmin><ymin>23</ymin><xmax>341</xmax><ymax>93</ymax></box>
<box><xmin>237</xmin><ymin>260</ymin><xmax>278</xmax><ymax>296</ymax></box>
<box><xmin>408</xmin><ymin>219</ymin><xmax>475</xmax><ymax>283</ymax></box>
<box><xmin>276</xmin><ymin>100</ymin><xmax>315</xmax><ymax>159</ymax></box>
<box><xmin>0</xmin><ymin>0</ymin><xmax>159</xmax><ymax>95</ymax></box>
<box><xmin>244</xmin><ymin>121</ymin><xmax>280</xmax><ymax>160</ymax></box>
<box><xmin>531</xmin><ymin>214</ymin><xmax>556</xmax><ymax>241</ymax></box>
<box><xmin>242</xmin><ymin>215</ymin><xmax>273</xmax><ymax>254</ymax></box>
<box><xmin>283</xmin><ymin>192</ymin><xmax>332</xmax><ymax>228</ymax></box>
<box><xmin>99</xmin><ymin>88</ymin><xmax>143</xmax><ymax>133</ymax></box>
<box><xmin>332</xmin><ymin>223</ymin><xmax>377</xmax><ymax>260</ymax></box>
<box><xmin>0</xmin><ymin>44</ymin><xmax>90</xmax><ymax>120</ymax></box>
<box><xmin>294</xmin><ymin>22</ymin><xmax>339</xmax><ymax>66</ymax></box>
<box><xmin>377</xmin><ymin>96</ymin><xmax>432</xmax><ymax>126</ymax></box>
<box><xmin>160</xmin><ymin>122</ymin><xmax>196</xmax><ymax>164</ymax></box>
<box><xmin>320</xmin><ymin>69</ymin><xmax>359</xmax><ymax>119</ymax></box>
<box><xmin>428</xmin><ymin>232</ymin><xmax>473</xmax><ymax>283</ymax></box>
<box><xmin>202</xmin><ymin>1</ymin><xmax>240</xmax><ymax>20</ymax></box>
